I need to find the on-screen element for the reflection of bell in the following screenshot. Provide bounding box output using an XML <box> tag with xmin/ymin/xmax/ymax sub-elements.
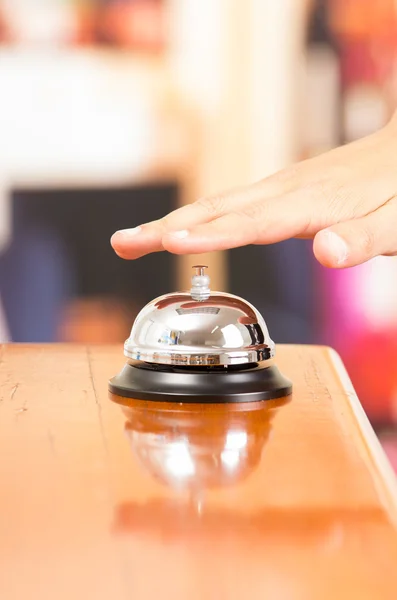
<box><xmin>118</xmin><ymin>398</ymin><xmax>288</xmax><ymax>491</ymax></box>
<box><xmin>109</xmin><ymin>266</ymin><xmax>292</xmax><ymax>403</ymax></box>
<box><xmin>113</xmin><ymin>398</ymin><xmax>383</xmax><ymax>561</ymax></box>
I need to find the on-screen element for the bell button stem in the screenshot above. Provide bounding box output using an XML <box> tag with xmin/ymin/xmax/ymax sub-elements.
<box><xmin>194</xmin><ymin>265</ymin><xmax>207</xmax><ymax>277</ymax></box>
<box><xmin>191</xmin><ymin>265</ymin><xmax>210</xmax><ymax>301</ymax></box>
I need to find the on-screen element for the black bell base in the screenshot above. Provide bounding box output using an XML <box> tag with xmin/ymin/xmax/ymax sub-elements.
<box><xmin>108</xmin><ymin>360</ymin><xmax>292</xmax><ymax>404</ymax></box>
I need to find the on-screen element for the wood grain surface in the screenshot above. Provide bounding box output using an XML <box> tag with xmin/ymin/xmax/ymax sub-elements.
<box><xmin>0</xmin><ymin>344</ymin><xmax>397</xmax><ymax>599</ymax></box>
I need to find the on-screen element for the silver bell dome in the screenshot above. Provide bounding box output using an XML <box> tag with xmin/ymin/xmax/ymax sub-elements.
<box><xmin>124</xmin><ymin>266</ymin><xmax>275</xmax><ymax>367</ymax></box>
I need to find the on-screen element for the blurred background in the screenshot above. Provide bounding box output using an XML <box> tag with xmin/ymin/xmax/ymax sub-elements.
<box><xmin>1</xmin><ymin>0</ymin><xmax>397</xmax><ymax>459</ymax></box>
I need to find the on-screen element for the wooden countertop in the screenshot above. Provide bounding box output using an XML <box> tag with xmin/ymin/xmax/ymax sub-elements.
<box><xmin>1</xmin><ymin>344</ymin><xmax>397</xmax><ymax>599</ymax></box>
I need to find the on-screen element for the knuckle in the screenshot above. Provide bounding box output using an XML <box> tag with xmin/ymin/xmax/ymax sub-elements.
<box><xmin>159</xmin><ymin>215</ymin><xmax>173</xmax><ymax>231</ymax></box>
<box><xmin>311</xmin><ymin>179</ymin><xmax>334</xmax><ymax>205</ymax></box>
<box><xmin>242</xmin><ymin>202</ymin><xmax>266</xmax><ymax>222</ymax></box>
<box><xmin>329</xmin><ymin>187</ymin><xmax>359</xmax><ymax>219</ymax></box>
<box><xmin>196</xmin><ymin>194</ymin><xmax>226</xmax><ymax>216</ymax></box>
<box><xmin>308</xmin><ymin>179</ymin><xmax>358</xmax><ymax>224</ymax></box>
<box><xmin>236</xmin><ymin>204</ymin><xmax>266</xmax><ymax>242</ymax></box>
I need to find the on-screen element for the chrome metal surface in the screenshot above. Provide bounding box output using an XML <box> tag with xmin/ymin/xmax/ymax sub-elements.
<box><xmin>124</xmin><ymin>284</ymin><xmax>275</xmax><ymax>366</ymax></box>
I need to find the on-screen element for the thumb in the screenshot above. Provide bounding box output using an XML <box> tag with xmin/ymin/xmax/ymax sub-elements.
<box><xmin>313</xmin><ymin>203</ymin><xmax>397</xmax><ymax>268</ymax></box>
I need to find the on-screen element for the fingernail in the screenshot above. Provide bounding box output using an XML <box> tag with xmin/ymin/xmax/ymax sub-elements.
<box><xmin>113</xmin><ymin>227</ymin><xmax>142</xmax><ymax>239</ymax></box>
<box><xmin>323</xmin><ymin>231</ymin><xmax>349</xmax><ymax>265</ymax></box>
<box><xmin>168</xmin><ymin>230</ymin><xmax>190</xmax><ymax>239</ymax></box>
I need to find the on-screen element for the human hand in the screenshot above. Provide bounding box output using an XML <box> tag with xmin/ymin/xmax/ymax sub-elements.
<box><xmin>111</xmin><ymin>115</ymin><xmax>397</xmax><ymax>268</ymax></box>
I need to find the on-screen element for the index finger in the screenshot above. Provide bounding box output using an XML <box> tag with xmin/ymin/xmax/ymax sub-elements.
<box><xmin>110</xmin><ymin>180</ymin><xmax>283</xmax><ymax>259</ymax></box>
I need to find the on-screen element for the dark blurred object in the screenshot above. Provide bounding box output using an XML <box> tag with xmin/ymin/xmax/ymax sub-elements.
<box><xmin>0</xmin><ymin>220</ymin><xmax>74</xmax><ymax>343</ymax></box>
<box><xmin>228</xmin><ymin>240</ymin><xmax>316</xmax><ymax>345</ymax></box>
<box><xmin>0</xmin><ymin>184</ymin><xmax>177</xmax><ymax>343</ymax></box>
